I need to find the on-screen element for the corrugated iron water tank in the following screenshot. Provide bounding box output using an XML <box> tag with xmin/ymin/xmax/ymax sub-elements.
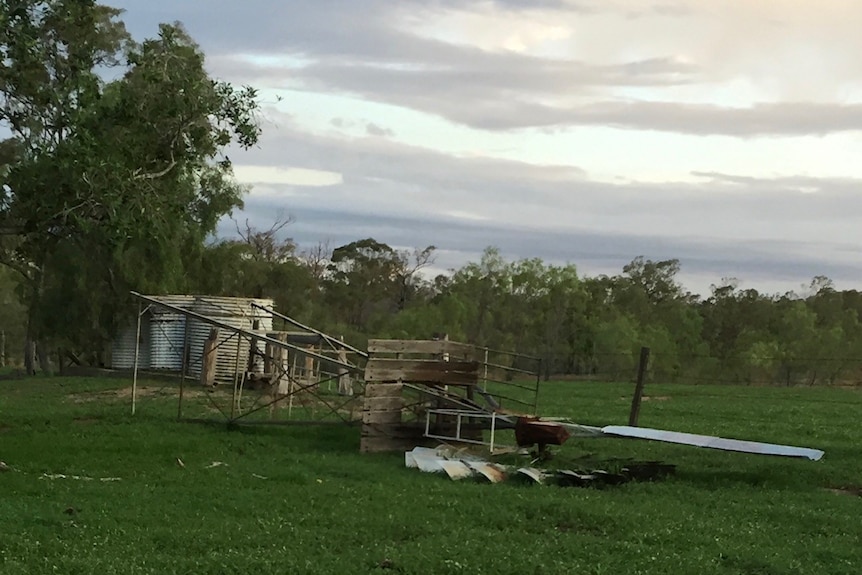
<box><xmin>147</xmin><ymin>295</ymin><xmax>195</xmax><ymax>370</ymax></box>
<box><xmin>187</xmin><ymin>296</ymin><xmax>274</xmax><ymax>385</ymax></box>
<box><xmin>111</xmin><ymin>319</ymin><xmax>151</xmax><ymax>370</ymax></box>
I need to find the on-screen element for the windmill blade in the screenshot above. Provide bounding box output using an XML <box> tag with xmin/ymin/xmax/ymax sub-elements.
<box><xmin>601</xmin><ymin>425</ymin><xmax>824</xmax><ymax>461</ymax></box>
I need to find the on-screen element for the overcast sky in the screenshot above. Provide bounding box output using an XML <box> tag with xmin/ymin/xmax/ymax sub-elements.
<box><xmin>112</xmin><ymin>0</ymin><xmax>862</xmax><ymax>296</ymax></box>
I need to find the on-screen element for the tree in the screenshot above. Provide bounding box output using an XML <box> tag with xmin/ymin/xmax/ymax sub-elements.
<box><xmin>0</xmin><ymin>2</ymin><xmax>260</xmax><ymax>371</ymax></box>
<box><xmin>326</xmin><ymin>238</ymin><xmax>400</xmax><ymax>330</ymax></box>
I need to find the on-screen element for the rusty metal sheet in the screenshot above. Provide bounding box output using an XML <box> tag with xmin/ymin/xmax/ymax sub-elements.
<box><xmin>516</xmin><ymin>467</ymin><xmax>546</xmax><ymax>484</ymax></box>
<box><xmin>466</xmin><ymin>461</ymin><xmax>507</xmax><ymax>483</ymax></box>
<box><xmin>440</xmin><ymin>460</ymin><xmax>474</xmax><ymax>480</ymax></box>
<box><xmin>601</xmin><ymin>426</ymin><xmax>824</xmax><ymax>461</ymax></box>
<box><xmin>514</xmin><ymin>418</ymin><xmax>571</xmax><ymax>447</ymax></box>
<box><xmin>556</xmin><ymin>469</ymin><xmax>597</xmax><ymax>487</ymax></box>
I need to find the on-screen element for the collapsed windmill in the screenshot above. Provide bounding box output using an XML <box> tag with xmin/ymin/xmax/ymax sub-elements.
<box><xmin>127</xmin><ymin>292</ymin><xmax>824</xmax><ymax>475</ymax></box>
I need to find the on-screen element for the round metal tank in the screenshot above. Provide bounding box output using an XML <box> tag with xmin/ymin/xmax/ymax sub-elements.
<box><xmin>148</xmin><ymin>295</ymin><xmax>195</xmax><ymax>371</ymax></box>
<box><xmin>111</xmin><ymin>319</ymin><xmax>151</xmax><ymax>370</ymax></box>
<box><xmin>149</xmin><ymin>313</ymin><xmax>187</xmax><ymax>370</ymax></box>
<box><xmin>187</xmin><ymin>296</ymin><xmax>274</xmax><ymax>384</ymax></box>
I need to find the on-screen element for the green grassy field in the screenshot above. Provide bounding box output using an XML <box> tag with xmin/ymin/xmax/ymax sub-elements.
<box><xmin>1</xmin><ymin>376</ymin><xmax>860</xmax><ymax>574</ymax></box>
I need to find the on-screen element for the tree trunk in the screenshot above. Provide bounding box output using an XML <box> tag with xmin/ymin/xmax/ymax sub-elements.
<box><xmin>23</xmin><ymin>267</ymin><xmax>49</xmax><ymax>376</ymax></box>
<box><xmin>37</xmin><ymin>340</ymin><xmax>53</xmax><ymax>375</ymax></box>
<box><xmin>23</xmin><ymin>338</ymin><xmax>36</xmax><ymax>375</ymax></box>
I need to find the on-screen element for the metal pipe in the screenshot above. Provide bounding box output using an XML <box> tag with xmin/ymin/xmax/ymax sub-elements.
<box><xmin>252</xmin><ymin>304</ymin><xmax>368</xmax><ymax>359</ymax></box>
<box><xmin>476</xmin><ymin>345</ymin><xmax>541</xmax><ymax>362</ymax></box>
<box><xmin>490</xmin><ymin>412</ymin><xmax>497</xmax><ymax>453</ymax></box>
<box><xmin>178</xmin><ymin>316</ymin><xmax>191</xmax><ymax>420</ymax></box>
<box><xmin>482</xmin><ymin>348</ymin><xmax>489</xmax><ymax>392</ymax></box>
<box><xmin>230</xmin><ymin>331</ymin><xmax>243</xmax><ymax>421</ymax></box>
<box><xmin>131</xmin><ymin>301</ymin><xmax>143</xmax><ymax>416</ymax></box>
<box><xmin>533</xmin><ymin>360</ymin><xmax>541</xmax><ymax>415</ymax></box>
<box><xmin>482</xmin><ymin>361</ymin><xmax>537</xmax><ymax>376</ymax></box>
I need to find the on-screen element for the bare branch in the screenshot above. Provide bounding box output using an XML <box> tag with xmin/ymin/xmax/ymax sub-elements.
<box><xmin>132</xmin><ymin>158</ymin><xmax>177</xmax><ymax>181</ymax></box>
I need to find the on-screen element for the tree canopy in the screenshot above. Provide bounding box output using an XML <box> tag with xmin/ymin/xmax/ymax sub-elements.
<box><xmin>0</xmin><ymin>1</ymin><xmax>260</xmax><ymax>371</ymax></box>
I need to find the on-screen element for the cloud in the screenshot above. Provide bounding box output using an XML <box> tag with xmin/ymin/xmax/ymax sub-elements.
<box><xmin>108</xmin><ymin>0</ymin><xmax>862</xmax><ymax>295</ymax></box>
<box><xmin>114</xmin><ymin>0</ymin><xmax>862</xmax><ymax>136</ymax></box>
<box><xmin>220</xmin><ymin>117</ymin><xmax>862</xmax><ymax>294</ymax></box>
<box><xmin>225</xmin><ymin>200</ymin><xmax>862</xmax><ymax>297</ymax></box>
<box><xmin>365</xmin><ymin>122</ymin><xmax>395</xmax><ymax>138</ymax></box>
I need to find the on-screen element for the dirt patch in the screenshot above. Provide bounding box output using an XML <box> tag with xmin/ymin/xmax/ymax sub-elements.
<box><xmin>68</xmin><ymin>386</ymin><xmax>170</xmax><ymax>403</ymax></box>
<box><xmin>824</xmin><ymin>486</ymin><xmax>862</xmax><ymax>497</ymax></box>
<box><xmin>69</xmin><ymin>385</ymin><xmax>222</xmax><ymax>404</ymax></box>
<box><xmin>0</xmin><ymin>424</ymin><xmax>13</xmax><ymax>433</ymax></box>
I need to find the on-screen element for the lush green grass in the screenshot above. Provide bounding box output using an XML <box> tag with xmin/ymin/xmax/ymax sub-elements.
<box><xmin>1</xmin><ymin>376</ymin><xmax>860</xmax><ymax>574</ymax></box>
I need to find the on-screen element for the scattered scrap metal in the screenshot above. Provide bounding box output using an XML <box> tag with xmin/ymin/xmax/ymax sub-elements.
<box><xmin>405</xmin><ymin>446</ymin><xmax>676</xmax><ymax>487</ymax></box>
<box><xmin>405</xmin><ymin>415</ymin><xmax>824</xmax><ymax>487</ymax></box>
<box><xmin>502</xmin><ymin>417</ymin><xmax>824</xmax><ymax>461</ymax></box>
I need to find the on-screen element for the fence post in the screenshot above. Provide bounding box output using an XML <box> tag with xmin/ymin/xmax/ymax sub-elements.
<box><xmin>628</xmin><ymin>347</ymin><xmax>651</xmax><ymax>427</ymax></box>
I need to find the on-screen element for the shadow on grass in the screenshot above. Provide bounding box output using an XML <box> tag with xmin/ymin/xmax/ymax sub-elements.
<box><xmin>674</xmin><ymin>468</ymin><xmax>800</xmax><ymax>491</ymax></box>
<box><xmin>182</xmin><ymin>418</ymin><xmax>362</xmax><ymax>455</ymax></box>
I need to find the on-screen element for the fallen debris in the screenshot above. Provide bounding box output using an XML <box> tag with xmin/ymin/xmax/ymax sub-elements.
<box><xmin>404</xmin><ymin>446</ymin><xmax>675</xmax><ymax>488</ymax></box>
<box><xmin>205</xmin><ymin>461</ymin><xmax>228</xmax><ymax>469</ymax></box>
<box><xmin>601</xmin><ymin>426</ymin><xmax>825</xmax><ymax>461</ymax></box>
<box><xmin>40</xmin><ymin>473</ymin><xmax>121</xmax><ymax>482</ymax></box>
<box><xmin>824</xmin><ymin>486</ymin><xmax>862</xmax><ymax>497</ymax></box>
<box><xmin>0</xmin><ymin>461</ymin><xmax>13</xmax><ymax>473</ymax></box>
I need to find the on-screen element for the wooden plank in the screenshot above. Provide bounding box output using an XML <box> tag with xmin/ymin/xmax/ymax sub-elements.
<box><xmin>362</xmin><ymin>397</ymin><xmax>404</xmax><ymax>412</ymax></box>
<box><xmin>366</xmin><ymin>359</ymin><xmax>478</xmax><ymax>371</ymax></box>
<box><xmin>367</xmin><ymin>339</ymin><xmax>475</xmax><ymax>358</ymax></box>
<box><xmin>364</xmin><ymin>359</ymin><xmax>480</xmax><ymax>385</ymax></box>
<box><xmin>364</xmin><ymin>383</ymin><xmax>404</xmax><ymax>398</ymax></box>
<box><xmin>200</xmin><ymin>329</ymin><xmax>218</xmax><ymax>387</ymax></box>
<box><xmin>365</xmin><ymin>370</ymin><xmax>479</xmax><ymax>385</ymax></box>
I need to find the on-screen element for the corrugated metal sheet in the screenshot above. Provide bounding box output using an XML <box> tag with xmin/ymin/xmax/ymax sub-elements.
<box><xmin>150</xmin><ymin>295</ymin><xmax>195</xmax><ymax>315</ymax></box>
<box><xmin>111</xmin><ymin>320</ymin><xmax>150</xmax><ymax>370</ymax></box>
<box><xmin>149</xmin><ymin>314</ymin><xmax>186</xmax><ymax>370</ymax></box>
<box><xmin>186</xmin><ymin>296</ymin><xmax>274</xmax><ymax>384</ymax></box>
<box><xmin>439</xmin><ymin>460</ymin><xmax>473</xmax><ymax>480</ymax></box>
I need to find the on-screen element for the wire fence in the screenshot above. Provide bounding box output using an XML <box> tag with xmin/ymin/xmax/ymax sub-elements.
<box><xmin>535</xmin><ymin>350</ymin><xmax>862</xmax><ymax>388</ymax></box>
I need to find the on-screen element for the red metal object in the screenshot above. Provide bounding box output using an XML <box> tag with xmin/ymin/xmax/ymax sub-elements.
<box><xmin>515</xmin><ymin>417</ymin><xmax>571</xmax><ymax>448</ymax></box>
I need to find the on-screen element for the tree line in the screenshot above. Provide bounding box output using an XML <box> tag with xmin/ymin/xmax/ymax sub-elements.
<box><xmin>191</xmin><ymin>231</ymin><xmax>862</xmax><ymax>387</ymax></box>
<box><xmin>1</xmin><ymin>2</ymin><xmax>860</xmax><ymax>386</ymax></box>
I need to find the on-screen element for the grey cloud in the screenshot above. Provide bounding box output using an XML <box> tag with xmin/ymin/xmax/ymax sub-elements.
<box><xmin>114</xmin><ymin>0</ymin><xmax>729</xmax><ymax>137</ymax></box>
<box><xmin>219</xmin><ymin>122</ymin><xmax>862</xmax><ymax>294</ymax></box>
<box><xmin>365</xmin><ymin>122</ymin><xmax>395</xmax><ymax>137</ymax></box>
<box><xmin>222</xmin><ymin>200</ymin><xmax>862</xmax><ymax>297</ymax></box>
<box><xmin>261</xmin><ymin>59</ymin><xmax>862</xmax><ymax>134</ymax></box>
<box><xmin>234</xmin><ymin>117</ymin><xmax>862</xmax><ymax>231</ymax></box>
<box><xmin>240</xmin><ymin>111</ymin><xmax>587</xmax><ymax>193</ymax></box>
<box><xmin>114</xmin><ymin>0</ymin><xmax>858</xmax><ymax>137</ymax></box>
